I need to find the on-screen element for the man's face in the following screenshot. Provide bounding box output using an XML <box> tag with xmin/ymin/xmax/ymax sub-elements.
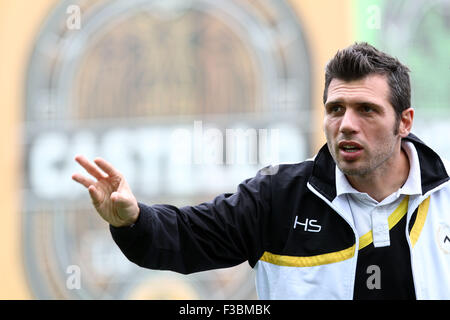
<box><xmin>323</xmin><ymin>74</ymin><xmax>402</xmax><ymax>177</ymax></box>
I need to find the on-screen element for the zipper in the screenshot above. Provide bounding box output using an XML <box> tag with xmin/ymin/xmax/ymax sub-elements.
<box><xmin>307</xmin><ymin>182</ymin><xmax>359</xmax><ymax>300</ymax></box>
<box><xmin>405</xmin><ymin>221</ymin><xmax>419</xmax><ymax>299</ymax></box>
<box><xmin>404</xmin><ymin>196</ymin><xmax>422</xmax><ymax>300</ymax></box>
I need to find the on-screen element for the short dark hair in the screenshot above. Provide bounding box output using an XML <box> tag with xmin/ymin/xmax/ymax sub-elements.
<box><xmin>323</xmin><ymin>42</ymin><xmax>411</xmax><ymax>122</ymax></box>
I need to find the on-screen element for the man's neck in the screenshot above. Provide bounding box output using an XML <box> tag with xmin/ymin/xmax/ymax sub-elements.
<box><xmin>345</xmin><ymin>148</ymin><xmax>410</xmax><ymax>202</ymax></box>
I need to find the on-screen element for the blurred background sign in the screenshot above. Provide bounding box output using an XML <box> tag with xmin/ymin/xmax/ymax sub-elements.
<box><xmin>0</xmin><ymin>0</ymin><xmax>448</xmax><ymax>299</ymax></box>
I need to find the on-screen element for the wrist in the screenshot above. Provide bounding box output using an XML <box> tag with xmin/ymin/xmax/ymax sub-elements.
<box><xmin>111</xmin><ymin>208</ymin><xmax>140</xmax><ymax>228</ymax></box>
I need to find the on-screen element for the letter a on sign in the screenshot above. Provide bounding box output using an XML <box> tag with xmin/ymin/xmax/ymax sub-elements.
<box><xmin>66</xmin><ymin>265</ymin><xmax>81</xmax><ymax>290</ymax></box>
<box><xmin>66</xmin><ymin>5</ymin><xmax>81</xmax><ymax>30</ymax></box>
<box><xmin>366</xmin><ymin>265</ymin><xmax>381</xmax><ymax>290</ymax></box>
<box><xmin>366</xmin><ymin>5</ymin><xmax>381</xmax><ymax>30</ymax></box>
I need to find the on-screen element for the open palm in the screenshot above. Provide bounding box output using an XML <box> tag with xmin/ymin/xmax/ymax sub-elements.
<box><xmin>72</xmin><ymin>155</ymin><xmax>139</xmax><ymax>227</ymax></box>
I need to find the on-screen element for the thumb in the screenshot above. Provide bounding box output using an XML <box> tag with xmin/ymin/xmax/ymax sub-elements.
<box><xmin>110</xmin><ymin>191</ymin><xmax>131</xmax><ymax>207</ymax></box>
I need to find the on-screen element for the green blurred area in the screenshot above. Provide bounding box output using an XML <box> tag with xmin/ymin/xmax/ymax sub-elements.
<box><xmin>354</xmin><ymin>0</ymin><xmax>450</xmax><ymax>116</ymax></box>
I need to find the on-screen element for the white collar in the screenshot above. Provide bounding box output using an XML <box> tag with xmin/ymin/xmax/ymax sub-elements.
<box><xmin>335</xmin><ymin>140</ymin><xmax>422</xmax><ymax>201</ymax></box>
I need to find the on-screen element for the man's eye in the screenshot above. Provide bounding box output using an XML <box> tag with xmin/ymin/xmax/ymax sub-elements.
<box><xmin>362</xmin><ymin>105</ymin><xmax>374</xmax><ymax>113</ymax></box>
<box><xmin>329</xmin><ymin>105</ymin><xmax>343</xmax><ymax>113</ymax></box>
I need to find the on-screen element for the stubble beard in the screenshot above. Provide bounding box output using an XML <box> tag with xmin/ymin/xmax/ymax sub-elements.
<box><xmin>328</xmin><ymin>127</ymin><xmax>401</xmax><ymax>179</ymax></box>
<box><xmin>337</xmin><ymin>145</ymin><xmax>395</xmax><ymax>178</ymax></box>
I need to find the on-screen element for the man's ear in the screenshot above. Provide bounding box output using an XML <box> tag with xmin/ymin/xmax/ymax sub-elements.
<box><xmin>398</xmin><ymin>107</ymin><xmax>414</xmax><ymax>137</ymax></box>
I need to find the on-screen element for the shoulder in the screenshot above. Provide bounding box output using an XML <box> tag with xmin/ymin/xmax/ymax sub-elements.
<box><xmin>259</xmin><ymin>158</ymin><xmax>315</xmax><ymax>179</ymax></box>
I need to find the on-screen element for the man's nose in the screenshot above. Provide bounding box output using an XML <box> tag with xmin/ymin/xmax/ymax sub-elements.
<box><xmin>339</xmin><ymin>109</ymin><xmax>360</xmax><ymax>135</ymax></box>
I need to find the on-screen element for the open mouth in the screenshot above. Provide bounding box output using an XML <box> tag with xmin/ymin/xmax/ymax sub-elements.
<box><xmin>338</xmin><ymin>141</ymin><xmax>363</xmax><ymax>159</ymax></box>
<box><xmin>339</xmin><ymin>141</ymin><xmax>363</xmax><ymax>150</ymax></box>
<box><xmin>341</xmin><ymin>145</ymin><xmax>361</xmax><ymax>153</ymax></box>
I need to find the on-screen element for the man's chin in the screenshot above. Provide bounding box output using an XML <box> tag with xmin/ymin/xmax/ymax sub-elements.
<box><xmin>337</xmin><ymin>163</ymin><xmax>370</xmax><ymax>177</ymax></box>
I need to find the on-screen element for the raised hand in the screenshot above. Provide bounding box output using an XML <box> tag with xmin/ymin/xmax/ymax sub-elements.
<box><xmin>72</xmin><ymin>155</ymin><xmax>140</xmax><ymax>227</ymax></box>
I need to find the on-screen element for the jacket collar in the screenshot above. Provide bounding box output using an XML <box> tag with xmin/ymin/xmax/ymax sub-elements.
<box><xmin>308</xmin><ymin>133</ymin><xmax>450</xmax><ymax>202</ymax></box>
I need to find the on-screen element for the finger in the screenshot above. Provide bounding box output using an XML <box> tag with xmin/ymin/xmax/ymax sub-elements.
<box><xmin>75</xmin><ymin>155</ymin><xmax>108</xmax><ymax>180</ymax></box>
<box><xmin>93</xmin><ymin>157</ymin><xmax>121</xmax><ymax>178</ymax></box>
<box><xmin>88</xmin><ymin>185</ymin><xmax>103</xmax><ymax>205</ymax></box>
<box><xmin>72</xmin><ymin>173</ymin><xmax>96</xmax><ymax>188</ymax></box>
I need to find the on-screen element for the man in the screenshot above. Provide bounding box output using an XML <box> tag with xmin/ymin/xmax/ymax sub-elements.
<box><xmin>72</xmin><ymin>42</ymin><xmax>450</xmax><ymax>299</ymax></box>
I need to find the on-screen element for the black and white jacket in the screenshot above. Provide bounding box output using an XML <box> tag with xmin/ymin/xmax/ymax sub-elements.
<box><xmin>110</xmin><ymin>133</ymin><xmax>450</xmax><ymax>299</ymax></box>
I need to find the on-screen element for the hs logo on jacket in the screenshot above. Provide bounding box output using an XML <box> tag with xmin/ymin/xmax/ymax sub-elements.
<box><xmin>293</xmin><ymin>216</ymin><xmax>321</xmax><ymax>232</ymax></box>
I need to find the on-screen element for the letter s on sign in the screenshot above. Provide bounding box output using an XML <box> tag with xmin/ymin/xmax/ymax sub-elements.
<box><xmin>308</xmin><ymin>219</ymin><xmax>321</xmax><ymax>232</ymax></box>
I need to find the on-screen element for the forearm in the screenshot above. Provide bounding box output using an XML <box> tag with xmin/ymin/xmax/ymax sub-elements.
<box><xmin>110</xmin><ymin>201</ymin><xmax>251</xmax><ymax>274</ymax></box>
<box><xmin>110</xmin><ymin>170</ymin><xmax>272</xmax><ymax>274</ymax></box>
